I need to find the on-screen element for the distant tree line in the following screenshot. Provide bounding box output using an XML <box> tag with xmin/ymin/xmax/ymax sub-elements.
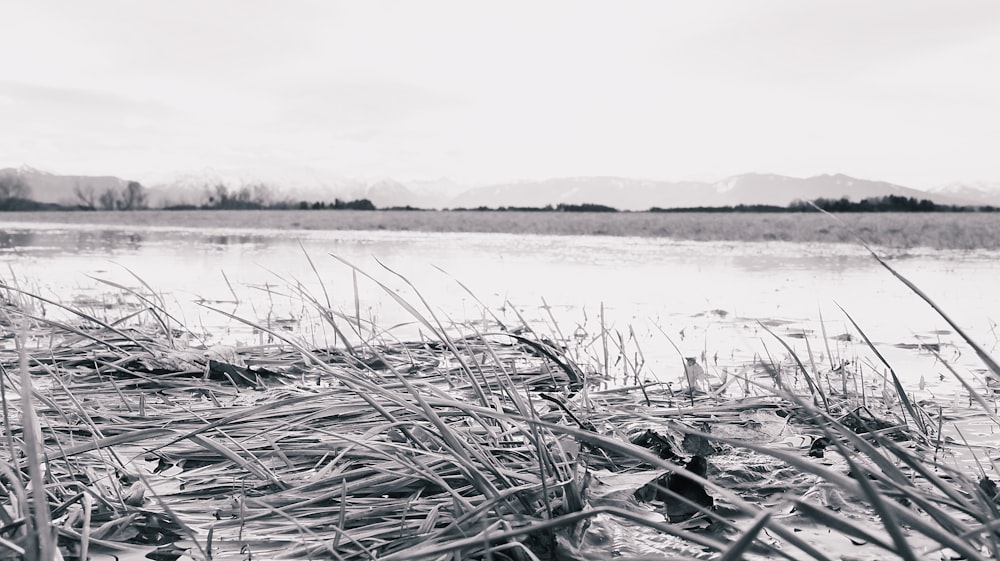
<box><xmin>72</xmin><ymin>181</ymin><xmax>148</xmax><ymax>210</ymax></box>
<box><xmin>789</xmin><ymin>195</ymin><xmax>952</xmax><ymax>212</ymax></box>
<box><xmin>160</xmin><ymin>184</ymin><xmax>378</xmax><ymax>211</ymax></box>
<box><xmin>295</xmin><ymin>198</ymin><xmax>376</xmax><ymax>211</ymax></box>
<box><xmin>6</xmin><ymin>183</ymin><xmax>1000</xmax><ymax>213</ymax></box>
<box><xmin>204</xmin><ymin>183</ymin><xmax>271</xmax><ymax>209</ymax></box>
<box><xmin>649</xmin><ymin>204</ymin><xmax>788</xmax><ymax>213</ymax></box>
<box><xmin>652</xmin><ymin>195</ymin><xmax>999</xmax><ymax>213</ymax></box>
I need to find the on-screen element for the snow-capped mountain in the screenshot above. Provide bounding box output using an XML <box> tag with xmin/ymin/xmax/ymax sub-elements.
<box><xmin>713</xmin><ymin>173</ymin><xmax>973</xmax><ymax>207</ymax></box>
<box><xmin>403</xmin><ymin>177</ymin><xmax>468</xmax><ymax>208</ymax></box>
<box><xmin>448</xmin><ymin>177</ymin><xmax>710</xmax><ymax>210</ymax></box>
<box><xmin>927</xmin><ymin>182</ymin><xmax>1000</xmax><ymax>207</ymax></box>
<box><xmin>446</xmin><ymin>173</ymin><xmax>977</xmax><ymax>210</ymax></box>
<box><xmin>349</xmin><ymin>179</ymin><xmax>426</xmax><ymax>208</ymax></box>
<box><xmin>3</xmin><ymin>165</ymin><xmax>989</xmax><ymax>210</ymax></box>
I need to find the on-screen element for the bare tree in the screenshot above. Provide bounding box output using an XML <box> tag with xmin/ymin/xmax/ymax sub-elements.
<box><xmin>209</xmin><ymin>183</ymin><xmax>230</xmax><ymax>207</ymax></box>
<box><xmin>119</xmin><ymin>181</ymin><xmax>147</xmax><ymax>210</ymax></box>
<box><xmin>205</xmin><ymin>182</ymin><xmax>268</xmax><ymax>209</ymax></box>
<box><xmin>98</xmin><ymin>188</ymin><xmax>118</xmax><ymax>210</ymax></box>
<box><xmin>0</xmin><ymin>175</ymin><xmax>30</xmax><ymax>201</ymax></box>
<box><xmin>250</xmin><ymin>182</ymin><xmax>272</xmax><ymax>206</ymax></box>
<box><xmin>73</xmin><ymin>181</ymin><xmax>97</xmax><ymax>209</ymax></box>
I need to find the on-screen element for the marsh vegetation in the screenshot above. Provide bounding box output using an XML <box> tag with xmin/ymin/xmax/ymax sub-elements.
<box><xmin>4</xmin><ymin>209</ymin><xmax>1000</xmax><ymax>250</ymax></box>
<box><xmin>1</xmin><ymin>242</ymin><xmax>1000</xmax><ymax>560</ymax></box>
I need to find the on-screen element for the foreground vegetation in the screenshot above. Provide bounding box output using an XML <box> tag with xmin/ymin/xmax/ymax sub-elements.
<box><xmin>1</xmin><ymin>248</ymin><xmax>1000</xmax><ymax>560</ymax></box>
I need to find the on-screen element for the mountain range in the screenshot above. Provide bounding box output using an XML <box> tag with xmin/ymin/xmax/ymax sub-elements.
<box><xmin>3</xmin><ymin>165</ymin><xmax>999</xmax><ymax>210</ymax></box>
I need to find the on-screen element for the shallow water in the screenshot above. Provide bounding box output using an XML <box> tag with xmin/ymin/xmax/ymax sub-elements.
<box><xmin>1</xmin><ymin>216</ymin><xmax>998</xmax><ymax>402</ymax></box>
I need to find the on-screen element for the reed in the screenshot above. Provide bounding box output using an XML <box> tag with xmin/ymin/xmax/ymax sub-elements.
<box><xmin>0</xmin><ymin>248</ymin><xmax>998</xmax><ymax>561</ymax></box>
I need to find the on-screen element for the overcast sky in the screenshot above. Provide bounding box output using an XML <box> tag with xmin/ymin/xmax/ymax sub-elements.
<box><xmin>2</xmin><ymin>1</ymin><xmax>999</xmax><ymax>187</ymax></box>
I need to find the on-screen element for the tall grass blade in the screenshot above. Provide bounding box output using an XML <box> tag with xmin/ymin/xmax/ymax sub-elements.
<box><xmin>331</xmin><ymin>254</ymin><xmax>491</xmax><ymax>406</ymax></box>
<box><xmin>16</xmin><ymin>325</ymin><xmax>55</xmax><ymax>560</ymax></box>
<box><xmin>818</xmin><ymin>306</ymin><xmax>836</xmax><ymax>371</ymax></box>
<box><xmin>813</xmin><ymin>203</ymin><xmax>1000</xmax><ymax>377</ymax></box>
<box><xmin>836</xmin><ymin>303</ymin><xmax>928</xmax><ymax>436</ymax></box>
<box><xmin>0</xmin><ymin>365</ymin><xmax>17</xmax><ymax>471</ymax></box>
<box><xmin>758</xmin><ymin>321</ymin><xmax>829</xmax><ymax>410</ymax></box>
<box><xmin>789</xmin><ymin>500</ymin><xmax>896</xmax><ymax>552</ymax></box>
<box><xmin>717</xmin><ymin>511</ymin><xmax>772</xmax><ymax>561</ymax></box>
<box><xmin>0</xmin><ymin>283</ymin><xmax>157</xmax><ymax>354</ymax></box>
<box><xmin>828</xmin><ymin>437</ymin><xmax>920</xmax><ymax>561</ymax></box>
<box><xmin>925</xmin><ymin>345</ymin><xmax>1000</xmax><ymax>425</ymax></box>
<box><xmin>87</xmin><ymin>274</ymin><xmax>180</xmax><ymax>344</ymax></box>
<box><xmin>431</xmin><ymin>264</ymin><xmax>508</xmax><ymax>331</ymax></box>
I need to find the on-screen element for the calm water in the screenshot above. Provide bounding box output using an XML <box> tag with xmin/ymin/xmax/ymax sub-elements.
<box><xmin>2</xmin><ymin>216</ymin><xmax>999</xmax><ymax>399</ymax></box>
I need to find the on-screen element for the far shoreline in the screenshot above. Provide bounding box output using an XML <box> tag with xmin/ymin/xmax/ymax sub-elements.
<box><xmin>2</xmin><ymin>209</ymin><xmax>999</xmax><ymax>251</ymax></box>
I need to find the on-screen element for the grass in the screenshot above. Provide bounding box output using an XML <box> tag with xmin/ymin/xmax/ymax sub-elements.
<box><xmin>0</xmin><ymin>249</ymin><xmax>999</xmax><ymax>560</ymax></box>
<box><xmin>4</xmin><ymin>209</ymin><xmax>1000</xmax><ymax>250</ymax></box>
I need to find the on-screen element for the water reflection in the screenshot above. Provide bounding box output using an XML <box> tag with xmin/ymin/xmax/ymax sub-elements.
<box><xmin>207</xmin><ymin>234</ymin><xmax>268</xmax><ymax>246</ymax></box>
<box><xmin>84</xmin><ymin>230</ymin><xmax>144</xmax><ymax>251</ymax></box>
<box><xmin>0</xmin><ymin>230</ymin><xmax>35</xmax><ymax>249</ymax></box>
<box><xmin>0</xmin><ymin>228</ymin><xmax>145</xmax><ymax>253</ymax></box>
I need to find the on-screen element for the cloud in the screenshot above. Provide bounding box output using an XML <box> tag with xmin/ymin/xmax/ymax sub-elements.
<box><xmin>670</xmin><ymin>0</ymin><xmax>1000</xmax><ymax>87</ymax></box>
<box><xmin>0</xmin><ymin>81</ymin><xmax>174</xmax><ymax>117</ymax></box>
<box><xmin>266</xmin><ymin>78</ymin><xmax>458</xmax><ymax>134</ymax></box>
<box><xmin>2</xmin><ymin>1</ymin><xmax>999</xmax><ymax>185</ymax></box>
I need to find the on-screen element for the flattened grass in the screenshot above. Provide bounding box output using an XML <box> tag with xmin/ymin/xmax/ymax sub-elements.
<box><xmin>1</xmin><ymin>261</ymin><xmax>1000</xmax><ymax>561</ymax></box>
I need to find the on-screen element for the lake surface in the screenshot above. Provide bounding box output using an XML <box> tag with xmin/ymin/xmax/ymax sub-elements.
<box><xmin>3</xmin><ymin>212</ymin><xmax>998</xmax><ymax>402</ymax></box>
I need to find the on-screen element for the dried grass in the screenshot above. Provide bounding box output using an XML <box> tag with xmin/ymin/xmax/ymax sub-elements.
<box><xmin>1</xmin><ymin>255</ymin><xmax>999</xmax><ymax>561</ymax></box>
